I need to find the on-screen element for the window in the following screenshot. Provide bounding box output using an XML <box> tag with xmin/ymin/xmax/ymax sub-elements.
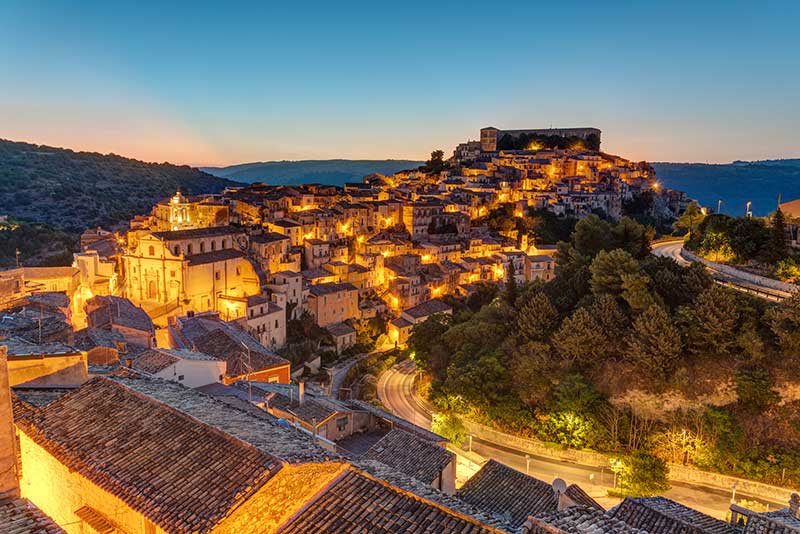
<box><xmin>211</xmin><ymin>240</ymin><xmax>216</xmax><ymax>251</ymax></box>
<box><xmin>275</xmin><ymin>319</ymin><xmax>279</xmax><ymax>328</ymax></box>
<box><xmin>178</xmin><ymin>375</ymin><xmax>185</xmax><ymax>381</ymax></box>
<box><xmin>187</xmin><ymin>244</ymin><xmax>193</xmax><ymax>254</ymax></box>
<box><xmin>174</xmin><ymin>245</ymin><xmax>180</xmax><ymax>256</ymax></box>
<box><xmin>236</xmin><ymin>267</ymin><xmax>241</xmax><ymax>276</ymax></box>
<box><xmin>148</xmin><ymin>245</ymin><xmax>155</xmax><ymax>256</ymax></box>
<box><xmin>170</xmin><ymin>270</ymin><xmax>176</xmax><ymax>278</ymax></box>
<box><xmin>215</xmin><ymin>271</ymin><xmax>221</xmax><ymax>281</ymax></box>
<box><xmin>336</xmin><ymin>417</ymin><xmax>348</xmax><ymax>432</ymax></box>
<box><xmin>219</xmin><ymin>374</ymin><xmax>224</xmax><ymax>381</ymax></box>
<box><xmin>200</xmin><ymin>242</ymin><xmax>205</xmax><ymax>253</ymax></box>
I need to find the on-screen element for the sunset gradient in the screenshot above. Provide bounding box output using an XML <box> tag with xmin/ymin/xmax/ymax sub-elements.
<box><xmin>1</xmin><ymin>0</ymin><xmax>798</xmax><ymax>166</ymax></box>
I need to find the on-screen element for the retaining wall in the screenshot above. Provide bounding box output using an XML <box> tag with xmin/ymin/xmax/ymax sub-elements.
<box><xmin>681</xmin><ymin>249</ymin><xmax>799</xmax><ymax>295</ymax></box>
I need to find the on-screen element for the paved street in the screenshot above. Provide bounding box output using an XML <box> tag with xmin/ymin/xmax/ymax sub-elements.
<box><xmin>651</xmin><ymin>240</ymin><xmax>791</xmax><ymax>300</ymax></box>
<box><xmin>377</xmin><ymin>360</ymin><xmax>786</xmax><ymax>518</ymax></box>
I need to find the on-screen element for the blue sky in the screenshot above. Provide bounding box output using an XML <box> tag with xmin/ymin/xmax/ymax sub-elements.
<box><xmin>1</xmin><ymin>0</ymin><xmax>798</xmax><ymax>165</ymax></box>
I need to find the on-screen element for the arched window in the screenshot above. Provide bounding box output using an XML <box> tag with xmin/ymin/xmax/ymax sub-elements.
<box><xmin>174</xmin><ymin>245</ymin><xmax>180</xmax><ymax>256</ymax></box>
<box><xmin>211</xmin><ymin>240</ymin><xmax>216</xmax><ymax>251</ymax></box>
<box><xmin>200</xmin><ymin>242</ymin><xmax>205</xmax><ymax>253</ymax></box>
<box><xmin>187</xmin><ymin>244</ymin><xmax>193</xmax><ymax>254</ymax></box>
<box><xmin>148</xmin><ymin>245</ymin><xmax>155</xmax><ymax>256</ymax></box>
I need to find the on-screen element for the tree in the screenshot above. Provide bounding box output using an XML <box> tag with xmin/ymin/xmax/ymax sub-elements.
<box><xmin>611</xmin><ymin>451</ymin><xmax>670</xmax><ymax>496</ymax></box>
<box><xmin>426</xmin><ymin>150</ymin><xmax>445</xmax><ymax>173</ymax></box>
<box><xmin>590</xmin><ymin>249</ymin><xmax>640</xmax><ymax>297</ymax></box>
<box><xmin>621</xmin><ymin>272</ymin><xmax>659</xmax><ymax>312</ymax></box>
<box><xmin>552</xmin><ymin>307</ymin><xmax>609</xmax><ymax>366</ymax></box>
<box><xmin>611</xmin><ymin>217</ymin><xmax>653</xmax><ymax>259</ymax></box>
<box><xmin>625</xmin><ymin>305</ymin><xmax>682</xmax><ymax>378</ymax></box>
<box><xmin>517</xmin><ymin>291</ymin><xmax>559</xmax><ymax>342</ymax></box>
<box><xmin>728</xmin><ymin>217</ymin><xmax>769</xmax><ymax>263</ymax></box>
<box><xmin>675</xmin><ymin>202</ymin><xmax>705</xmax><ymax>242</ymax></box>
<box><xmin>505</xmin><ymin>261</ymin><xmax>519</xmax><ymax>306</ymax></box>
<box><xmin>734</xmin><ymin>364</ymin><xmax>780</xmax><ymax>412</ymax></box>
<box><xmin>431</xmin><ymin>413</ymin><xmax>468</xmax><ymax>446</ymax></box>
<box><xmin>683</xmin><ymin>286</ymin><xmax>739</xmax><ymax>359</ymax></box>
<box><xmin>408</xmin><ymin>314</ymin><xmax>452</xmax><ymax>382</ymax></box>
<box><xmin>572</xmin><ymin>215</ymin><xmax>613</xmax><ymax>257</ymax></box>
<box><xmin>766</xmin><ymin>295</ymin><xmax>800</xmax><ymax>357</ymax></box>
<box><xmin>764</xmin><ymin>208</ymin><xmax>789</xmax><ymax>264</ymax></box>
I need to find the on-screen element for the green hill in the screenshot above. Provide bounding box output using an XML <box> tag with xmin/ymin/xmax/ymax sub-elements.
<box><xmin>0</xmin><ymin>139</ymin><xmax>241</xmax><ymax>267</ymax></box>
<box><xmin>202</xmin><ymin>159</ymin><xmax>423</xmax><ymax>186</ymax></box>
<box><xmin>0</xmin><ymin>139</ymin><xmax>241</xmax><ymax>232</ymax></box>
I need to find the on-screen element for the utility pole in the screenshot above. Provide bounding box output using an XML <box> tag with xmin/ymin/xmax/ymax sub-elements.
<box><xmin>717</xmin><ymin>199</ymin><xmax>723</xmax><ymax>214</ymax></box>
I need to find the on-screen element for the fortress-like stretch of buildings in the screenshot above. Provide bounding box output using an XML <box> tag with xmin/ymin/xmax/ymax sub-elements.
<box><xmin>3</xmin><ymin>125</ymin><xmax>689</xmax><ymax>366</ymax></box>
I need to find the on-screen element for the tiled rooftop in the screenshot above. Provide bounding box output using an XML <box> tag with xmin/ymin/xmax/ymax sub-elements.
<box><xmin>14</xmin><ymin>377</ymin><xmax>281</xmax><ymax>533</ymax></box>
<box><xmin>186</xmin><ymin>248</ymin><xmax>246</xmax><ymax>265</ymax></box>
<box><xmin>308</xmin><ymin>282</ymin><xmax>357</xmax><ymax>296</ymax></box>
<box><xmin>0</xmin><ymin>497</ymin><xmax>64</xmax><ymax>534</ymax></box>
<box><xmin>522</xmin><ymin>505</ymin><xmax>647</xmax><ymax>534</ymax></box>
<box><xmin>458</xmin><ymin>459</ymin><xmax>602</xmax><ymax>529</ymax></box>
<box><xmin>403</xmin><ymin>298</ymin><xmax>452</xmax><ymax>319</ymax></box>
<box><xmin>150</xmin><ymin>226</ymin><xmax>241</xmax><ymax>240</ymax></box>
<box><xmin>116</xmin><ymin>376</ymin><xmax>337</xmax><ymax>464</ymax></box>
<box><xmin>608</xmin><ymin>497</ymin><xmax>736</xmax><ymax>534</ymax></box>
<box><xmin>363</xmin><ymin>428</ymin><xmax>455</xmax><ymax>484</ymax></box>
<box><xmin>278</xmin><ymin>469</ymin><xmax>502</xmax><ymax>534</ymax></box>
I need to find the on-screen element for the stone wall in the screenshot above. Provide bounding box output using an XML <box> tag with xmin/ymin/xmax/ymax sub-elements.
<box><xmin>18</xmin><ymin>429</ymin><xmax>167</xmax><ymax>534</ymax></box>
<box><xmin>0</xmin><ymin>346</ymin><xmax>19</xmax><ymax>497</ymax></box>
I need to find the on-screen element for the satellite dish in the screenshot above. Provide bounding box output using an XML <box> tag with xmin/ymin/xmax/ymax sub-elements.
<box><xmin>552</xmin><ymin>478</ymin><xmax>567</xmax><ymax>495</ymax></box>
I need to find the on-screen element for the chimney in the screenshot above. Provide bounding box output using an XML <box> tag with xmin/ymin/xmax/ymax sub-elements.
<box><xmin>790</xmin><ymin>493</ymin><xmax>800</xmax><ymax>519</ymax></box>
<box><xmin>0</xmin><ymin>346</ymin><xmax>20</xmax><ymax>498</ymax></box>
<box><xmin>298</xmin><ymin>382</ymin><xmax>305</xmax><ymax>405</ymax></box>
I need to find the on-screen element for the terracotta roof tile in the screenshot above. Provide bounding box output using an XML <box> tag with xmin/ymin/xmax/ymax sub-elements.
<box><xmin>278</xmin><ymin>469</ymin><xmax>502</xmax><ymax>534</ymax></box>
<box><xmin>0</xmin><ymin>498</ymin><xmax>64</xmax><ymax>534</ymax></box>
<box><xmin>458</xmin><ymin>460</ymin><xmax>602</xmax><ymax>529</ymax></box>
<box><xmin>14</xmin><ymin>377</ymin><xmax>280</xmax><ymax>533</ymax></box>
<box><xmin>522</xmin><ymin>505</ymin><xmax>646</xmax><ymax>534</ymax></box>
<box><xmin>364</xmin><ymin>428</ymin><xmax>454</xmax><ymax>484</ymax></box>
<box><xmin>608</xmin><ymin>497</ymin><xmax>736</xmax><ymax>534</ymax></box>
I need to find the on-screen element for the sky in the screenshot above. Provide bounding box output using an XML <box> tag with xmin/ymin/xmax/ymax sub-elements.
<box><xmin>1</xmin><ymin>1</ymin><xmax>799</xmax><ymax>166</ymax></box>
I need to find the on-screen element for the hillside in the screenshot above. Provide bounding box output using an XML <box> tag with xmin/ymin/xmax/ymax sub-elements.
<box><xmin>0</xmin><ymin>139</ymin><xmax>241</xmax><ymax>267</ymax></box>
<box><xmin>202</xmin><ymin>159</ymin><xmax>423</xmax><ymax>186</ymax></box>
<box><xmin>653</xmin><ymin>160</ymin><xmax>800</xmax><ymax>216</ymax></box>
<box><xmin>0</xmin><ymin>139</ymin><xmax>241</xmax><ymax>231</ymax></box>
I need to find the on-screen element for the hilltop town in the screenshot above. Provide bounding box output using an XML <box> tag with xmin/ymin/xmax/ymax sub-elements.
<box><xmin>3</xmin><ymin>126</ymin><xmax>798</xmax><ymax>534</ymax></box>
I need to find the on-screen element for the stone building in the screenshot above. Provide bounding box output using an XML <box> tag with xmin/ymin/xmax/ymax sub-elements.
<box><xmin>151</xmin><ymin>191</ymin><xmax>229</xmax><ymax>232</ymax></box>
<box><xmin>122</xmin><ymin>226</ymin><xmax>261</xmax><ymax>317</ymax></box>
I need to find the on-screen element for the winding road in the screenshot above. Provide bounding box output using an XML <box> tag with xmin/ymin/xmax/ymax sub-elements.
<box><xmin>377</xmin><ymin>360</ymin><xmax>786</xmax><ymax>518</ymax></box>
<box><xmin>651</xmin><ymin>240</ymin><xmax>792</xmax><ymax>301</ymax></box>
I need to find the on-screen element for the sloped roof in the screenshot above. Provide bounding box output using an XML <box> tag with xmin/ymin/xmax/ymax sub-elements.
<box><xmin>13</xmin><ymin>377</ymin><xmax>280</xmax><ymax>533</ymax></box>
<box><xmin>150</xmin><ymin>226</ymin><xmax>241</xmax><ymax>240</ymax></box>
<box><xmin>364</xmin><ymin>428</ymin><xmax>454</xmax><ymax>484</ymax></box>
<box><xmin>0</xmin><ymin>497</ymin><xmax>64</xmax><ymax>534</ymax></box>
<box><xmin>608</xmin><ymin>497</ymin><xmax>736</xmax><ymax>534</ymax></box>
<box><xmin>277</xmin><ymin>469</ymin><xmax>501</xmax><ymax>534</ymax></box>
<box><xmin>522</xmin><ymin>505</ymin><xmax>646</xmax><ymax>534</ymax></box>
<box><xmin>458</xmin><ymin>460</ymin><xmax>602</xmax><ymax>529</ymax></box>
<box><xmin>116</xmin><ymin>376</ymin><xmax>337</xmax><ymax>464</ymax></box>
<box><xmin>403</xmin><ymin>298</ymin><xmax>452</xmax><ymax>319</ymax></box>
